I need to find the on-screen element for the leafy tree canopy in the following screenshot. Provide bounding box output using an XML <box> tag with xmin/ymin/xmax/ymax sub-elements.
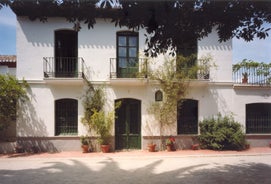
<box><xmin>1</xmin><ymin>0</ymin><xmax>271</xmax><ymax>56</ymax></box>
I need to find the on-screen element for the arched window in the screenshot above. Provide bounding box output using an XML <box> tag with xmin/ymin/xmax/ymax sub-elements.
<box><xmin>177</xmin><ymin>99</ymin><xmax>198</xmax><ymax>134</ymax></box>
<box><xmin>246</xmin><ymin>103</ymin><xmax>271</xmax><ymax>134</ymax></box>
<box><xmin>155</xmin><ymin>90</ymin><xmax>163</xmax><ymax>101</ymax></box>
<box><xmin>55</xmin><ymin>99</ymin><xmax>78</xmax><ymax>135</ymax></box>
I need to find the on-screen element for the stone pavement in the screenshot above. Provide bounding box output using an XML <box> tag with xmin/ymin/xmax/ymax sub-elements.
<box><xmin>0</xmin><ymin>147</ymin><xmax>271</xmax><ymax>184</ymax></box>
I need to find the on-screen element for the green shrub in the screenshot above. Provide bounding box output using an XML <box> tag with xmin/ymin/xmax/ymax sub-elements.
<box><xmin>198</xmin><ymin>114</ymin><xmax>246</xmax><ymax>150</ymax></box>
<box><xmin>0</xmin><ymin>75</ymin><xmax>28</xmax><ymax>131</ymax></box>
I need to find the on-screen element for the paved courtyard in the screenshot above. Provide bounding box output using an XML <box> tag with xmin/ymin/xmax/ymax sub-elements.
<box><xmin>1</xmin><ymin>148</ymin><xmax>271</xmax><ymax>184</ymax></box>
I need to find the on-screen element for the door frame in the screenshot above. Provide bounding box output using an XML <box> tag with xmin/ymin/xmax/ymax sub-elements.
<box><xmin>115</xmin><ymin>98</ymin><xmax>142</xmax><ymax>150</ymax></box>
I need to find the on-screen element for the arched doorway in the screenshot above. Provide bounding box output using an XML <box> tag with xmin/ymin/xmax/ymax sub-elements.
<box><xmin>115</xmin><ymin>98</ymin><xmax>141</xmax><ymax>150</ymax></box>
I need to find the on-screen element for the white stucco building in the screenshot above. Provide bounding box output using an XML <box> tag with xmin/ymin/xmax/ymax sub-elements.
<box><xmin>2</xmin><ymin>6</ymin><xmax>270</xmax><ymax>153</ymax></box>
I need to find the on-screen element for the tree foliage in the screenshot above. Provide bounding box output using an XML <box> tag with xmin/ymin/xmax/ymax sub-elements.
<box><xmin>1</xmin><ymin>0</ymin><xmax>271</xmax><ymax>56</ymax></box>
<box><xmin>0</xmin><ymin>74</ymin><xmax>28</xmax><ymax>131</ymax></box>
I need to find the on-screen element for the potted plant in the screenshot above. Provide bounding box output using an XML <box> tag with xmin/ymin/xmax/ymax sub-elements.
<box><xmin>147</xmin><ymin>142</ymin><xmax>156</xmax><ymax>152</ymax></box>
<box><xmin>91</xmin><ymin>110</ymin><xmax>114</xmax><ymax>153</ymax></box>
<box><xmin>80</xmin><ymin>136</ymin><xmax>89</xmax><ymax>153</ymax></box>
<box><xmin>166</xmin><ymin>136</ymin><xmax>175</xmax><ymax>151</ymax></box>
<box><xmin>242</xmin><ymin>72</ymin><xmax>248</xmax><ymax>83</ymax></box>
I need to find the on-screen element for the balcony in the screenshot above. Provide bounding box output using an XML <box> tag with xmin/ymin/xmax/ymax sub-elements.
<box><xmin>233</xmin><ymin>64</ymin><xmax>271</xmax><ymax>87</ymax></box>
<box><xmin>109</xmin><ymin>58</ymin><xmax>148</xmax><ymax>86</ymax></box>
<box><xmin>43</xmin><ymin>57</ymin><xmax>87</xmax><ymax>79</ymax></box>
<box><xmin>110</xmin><ymin>58</ymin><xmax>148</xmax><ymax>79</ymax></box>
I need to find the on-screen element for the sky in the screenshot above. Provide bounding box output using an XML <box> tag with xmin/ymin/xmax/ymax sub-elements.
<box><xmin>0</xmin><ymin>6</ymin><xmax>271</xmax><ymax>63</ymax></box>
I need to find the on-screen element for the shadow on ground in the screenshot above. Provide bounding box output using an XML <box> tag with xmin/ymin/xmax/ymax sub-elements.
<box><xmin>0</xmin><ymin>158</ymin><xmax>270</xmax><ymax>184</ymax></box>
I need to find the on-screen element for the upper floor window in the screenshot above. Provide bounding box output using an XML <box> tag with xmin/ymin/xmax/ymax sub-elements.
<box><xmin>116</xmin><ymin>31</ymin><xmax>139</xmax><ymax>78</ymax></box>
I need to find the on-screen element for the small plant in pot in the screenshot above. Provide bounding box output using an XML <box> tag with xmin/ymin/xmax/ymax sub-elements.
<box><xmin>166</xmin><ymin>136</ymin><xmax>175</xmax><ymax>151</ymax></box>
<box><xmin>147</xmin><ymin>142</ymin><xmax>156</xmax><ymax>152</ymax></box>
<box><xmin>242</xmin><ymin>72</ymin><xmax>249</xmax><ymax>83</ymax></box>
<box><xmin>81</xmin><ymin>82</ymin><xmax>121</xmax><ymax>153</ymax></box>
<box><xmin>91</xmin><ymin>110</ymin><xmax>114</xmax><ymax>153</ymax></box>
<box><xmin>80</xmin><ymin>136</ymin><xmax>89</xmax><ymax>153</ymax></box>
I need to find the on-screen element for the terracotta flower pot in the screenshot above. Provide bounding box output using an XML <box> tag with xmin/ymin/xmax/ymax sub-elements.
<box><xmin>101</xmin><ymin>144</ymin><xmax>110</xmax><ymax>153</ymax></box>
<box><xmin>166</xmin><ymin>145</ymin><xmax>173</xmax><ymax>151</ymax></box>
<box><xmin>242</xmin><ymin>78</ymin><xmax>248</xmax><ymax>84</ymax></box>
<box><xmin>148</xmin><ymin>144</ymin><xmax>156</xmax><ymax>152</ymax></box>
<box><xmin>81</xmin><ymin>145</ymin><xmax>89</xmax><ymax>153</ymax></box>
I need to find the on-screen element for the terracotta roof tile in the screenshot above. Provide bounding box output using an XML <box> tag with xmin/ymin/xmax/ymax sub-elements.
<box><xmin>0</xmin><ymin>55</ymin><xmax>16</xmax><ymax>63</ymax></box>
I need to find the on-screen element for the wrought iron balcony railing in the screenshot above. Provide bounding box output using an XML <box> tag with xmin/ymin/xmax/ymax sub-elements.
<box><xmin>110</xmin><ymin>58</ymin><xmax>148</xmax><ymax>78</ymax></box>
<box><xmin>110</xmin><ymin>58</ymin><xmax>209</xmax><ymax>80</ymax></box>
<box><xmin>233</xmin><ymin>65</ymin><xmax>271</xmax><ymax>86</ymax></box>
<box><xmin>177</xmin><ymin>67</ymin><xmax>210</xmax><ymax>80</ymax></box>
<box><xmin>43</xmin><ymin>57</ymin><xmax>87</xmax><ymax>79</ymax></box>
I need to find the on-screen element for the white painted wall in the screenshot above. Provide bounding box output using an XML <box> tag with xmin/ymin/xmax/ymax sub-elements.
<box><xmin>15</xmin><ymin>17</ymin><xmax>271</xmax><ymax>143</ymax></box>
<box><xmin>17</xmin><ymin>17</ymin><xmax>232</xmax><ymax>82</ymax></box>
<box><xmin>232</xmin><ymin>88</ymin><xmax>271</xmax><ymax>128</ymax></box>
<box><xmin>198</xmin><ymin>29</ymin><xmax>232</xmax><ymax>82</ymax></box>
<box><xmin>0</xmin><ymin>66</ymin><xmax>16</xmax><ymax>75</ymax></box>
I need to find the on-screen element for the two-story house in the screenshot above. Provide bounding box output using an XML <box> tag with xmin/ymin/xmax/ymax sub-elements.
<box><xmin>6</xmin><ymin>4</ymin><xmax>271</xmax><ymax>152</ymax></box>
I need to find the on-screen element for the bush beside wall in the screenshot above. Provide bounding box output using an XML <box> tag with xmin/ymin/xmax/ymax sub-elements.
<box><xmin>198</xmin><ymin>114</ymin><xmax>246</xmax><ymax>150</ymax></box>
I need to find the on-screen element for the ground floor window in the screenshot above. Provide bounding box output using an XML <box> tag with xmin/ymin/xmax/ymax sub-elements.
<box><xmin>246</xmin><ymin>103</ymin><xmax>271</xmax><ymax>134</ymax></box>
<box><xmin>55</xmin><ymin>99</ymin><xmax>78</xmax><ymax>135</ymax></box>
<box><xmin>177</xmin><ymin>99</ymin><xmax>198</xmax><ymax>134</ymax></box>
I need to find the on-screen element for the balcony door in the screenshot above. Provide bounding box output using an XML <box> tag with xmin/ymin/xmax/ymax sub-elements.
<box><xmin>55</xmin><ymin>30</ymin><xmax>78</xmax><ymax>77</ymax></box>
<box><xmin>117</xmin><ymin>31</ymin><xmax>138</xmax><ymax>78</ymax></box>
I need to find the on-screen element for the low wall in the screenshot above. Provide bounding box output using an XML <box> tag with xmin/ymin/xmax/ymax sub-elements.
<box><xmin>0</xmin><ymin>137</ymin><xmax>81</xmax><ymax>154</ymax></box>
<box><xmin>1</xmin><ymin>135</ymin><xmax>270</xmax><ymax>153</ymax></box>
<box><xmin>143</xmin><ymin>135</ymin><xmax>199</xmax><ymax>151</ymax></box>
<box><xmin>246</xmin><ymin>135</ymin><xmax>271</xmax><ymax>147</ymax></box>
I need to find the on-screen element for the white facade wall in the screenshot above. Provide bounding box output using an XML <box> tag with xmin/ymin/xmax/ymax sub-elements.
<box><xmin>15</xmin><ymin>17</ymin><xmax>271</xmax><ymax>149</ymax></box>
<box><xmin>232</xmin><ymin>88</ymin><xmax>271</xmax><ymax>129</ymax></box>
<box><xmin>17</xmin><ymin>17</ymin><xmax>236</xmax><ymax>136</ymax></box>
<box><xmin>198</xmin><ymin>30</ymin><xmax>232</xmax><ymax>82</ymax></box>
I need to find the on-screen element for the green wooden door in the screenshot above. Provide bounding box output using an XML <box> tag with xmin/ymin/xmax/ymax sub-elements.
<box><xmin>115</xmin><ymin>99</ymin><xmax>141</xmax><ymax>150</ymax></box>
